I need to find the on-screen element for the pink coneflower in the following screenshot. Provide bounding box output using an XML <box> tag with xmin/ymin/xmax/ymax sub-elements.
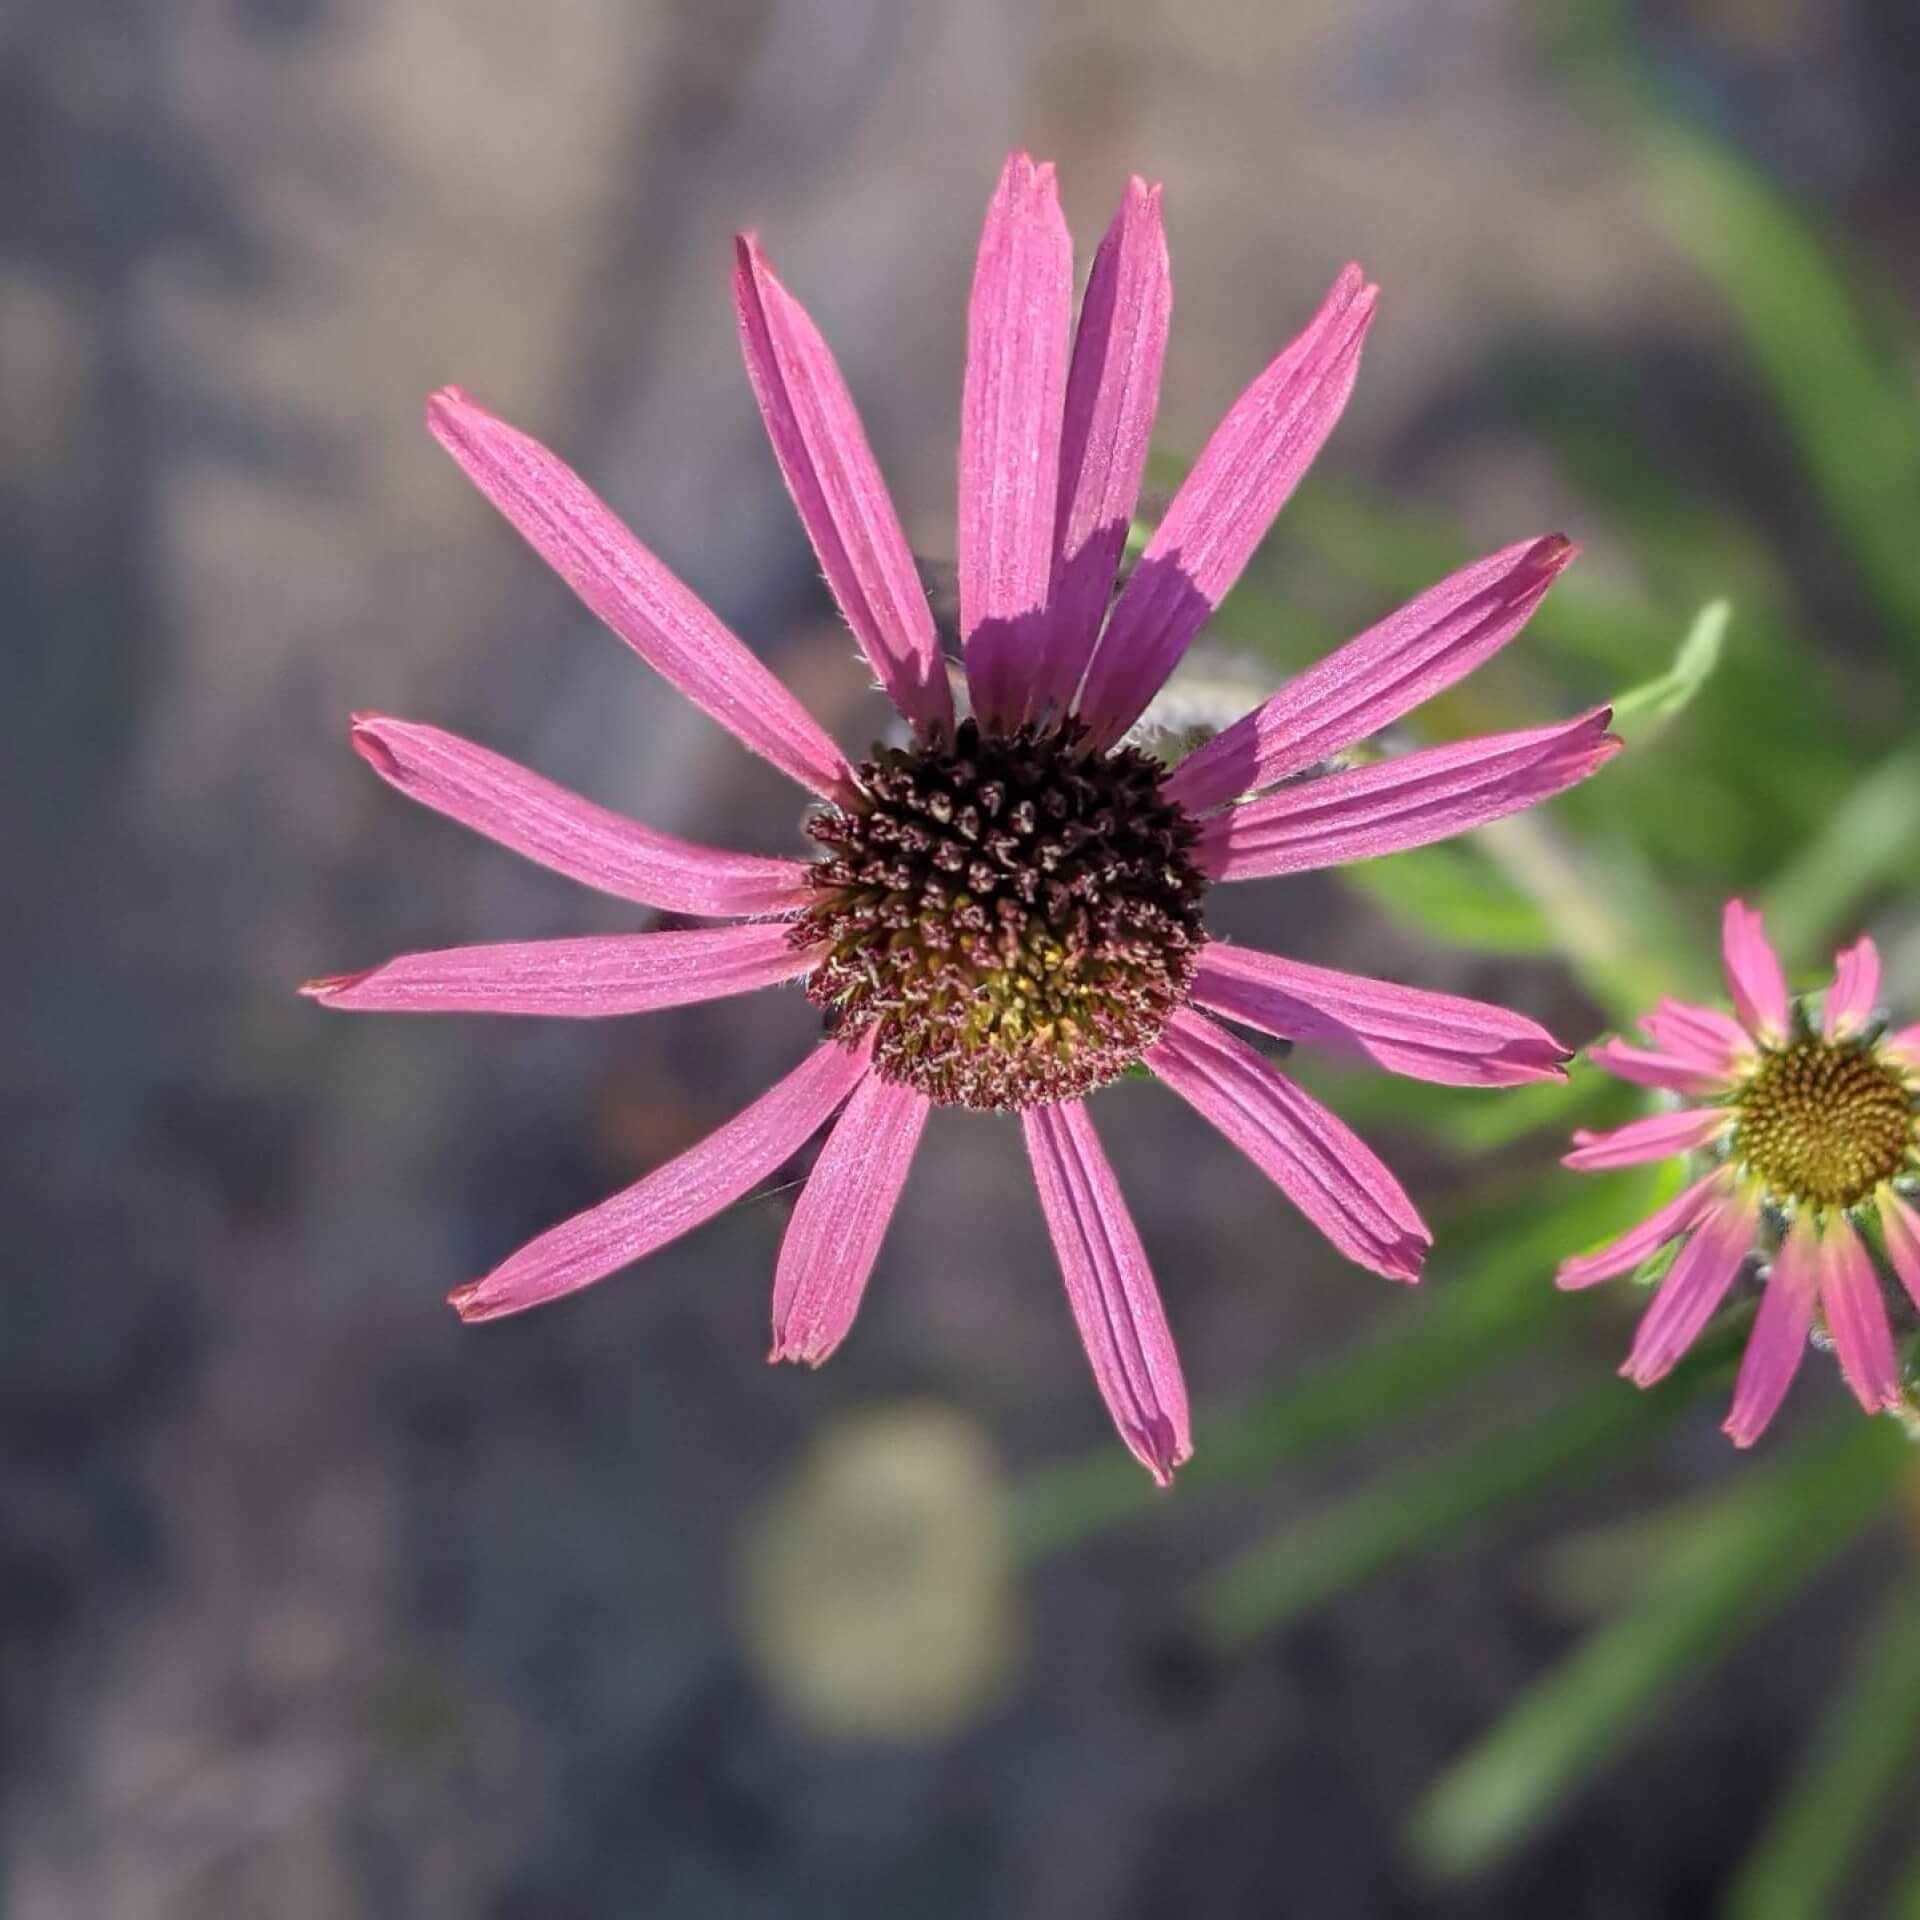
<box><xmin>310</xmin><ymin>154</ymin><xmax>1617</xmax><ymax>1482</ymax></box>
<box><xmin>1561</xmin><ymin>901</ymin><xmax>1920</xmax><ymax>1444</ymax></box>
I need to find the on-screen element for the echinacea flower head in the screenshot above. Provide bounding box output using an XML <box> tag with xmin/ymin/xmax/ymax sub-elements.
<box><xmin>309</xmin><ymin>154</ymin><xmax>1618</xmax><ymax>1482</ymax></box>
<box><xmin>1562</xmin><ymin>900</ymin><xmax>1920</xmax><ymax>1445</ymax></box>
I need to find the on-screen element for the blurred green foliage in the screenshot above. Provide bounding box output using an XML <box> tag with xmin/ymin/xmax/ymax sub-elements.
<box><xmin>1024</xmin><ymin>53</ymin><xmax>1920</xmax><ymax>1913</ymax></box>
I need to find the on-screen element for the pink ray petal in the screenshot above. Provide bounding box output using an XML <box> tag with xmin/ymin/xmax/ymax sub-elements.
<box><xmin>769</xmin><ymin>1074</ymin><xmax>930</xmax><ymax>1367</ymax></box>
<box><xmin>1876</xmin><ymin>1191</ymin><xmax>1920</xmax><ymax>1311</ymax></box>
<box><xmin>451</xmin><ymin>1036</ymin><xmax>873</xmax><ymax>1321</ymax></box>
<box><xmin>1588</xmin><ymin>1037</ymin><xmax>1742</xmax><ymax>1099</ymax></box>
<box><xmin>1191</xmin><ymin>941</ymin><xmax>1570</xmax><ymax>1087</ymax></box>
<box><xmin>1884</xmin><ymin>1024</ymin><xmax>1920</xmax><ymax>1070</ymax></box>
<box><xmin>1823</xmin><ymin>935</ymin><xmax>1882</xmax><ymax>1041</ymax></box>
<box><xmin>1639</xmin><ymin>999</ymin><xmax>1754</xmax><ymax>1080</ymax></box>
<box><xmin>1557</xmin><ymin>1171</ymin><xmax>1727</xmax><ymax>1290</ymax></box>
<box><xmin>1196</xmin><ymin>709</ymin><xmax>1620</xmax><ymax>883</ymax></box>
<box><xmin>1023</xmin><ymin>1100</ymin><xmax>1191</xmax><ymax>1486</ymax></box>
<box><xmin>1146</xmin><ymin>1008</ymin><xmax>1430</xmax><ymax>1281</ymax></box>
<box><xmin>302</xmin><ymin>922</ymin><xmax>815</xmax><ymax>1017</ymax></box>
<box><xmin>733</xmin><ymin>236</ymin><xmax>953</xmax><ymax>738</ymax></box>
<box><xmin>1720</xmin><ymin>898</ymin><xmax>1790</xmax><ymax>1045</ymax></box>
<box><xmin>1621</xmin><ymin>1187</ymin><xmax>1759</xmax><ymax>1387</ymax></box>
<box><xmin>1563</xmin><ymin>1106</ymin><xmax>1734</xmax><ymax>1171</ymax></box>
<box><xmin>1724</xmin><ymin>1213</ymin><xmax>1820</xmax><ymax>1446</ymax></box>
<box><xmin>427</xmin><ymin>388</ymin><xmax>851</xmax><ymax>800</ymax></box>
<box><xmin>1075</xmin><ymin>265</ymin><xmax>1378</xmax><ymax>748</ymax></box>
<box><xmin>1031</xmin><ymin>176</ymin><xmax>1171</xmax><ymax>717</ymax></box>
<box><xmin>350</xmin><ymin>715</ymin><xmax>810</xmax><ymax>917</ymax></box>
<box><xmin>1167</xmin><ymin>535</ymin><xmax>1575</xmax><ymax>815</ymax></box>
<box><xmin>1819</xmin><ymin>1217</ymin><xmax>1902</xmax><ymax>1414</ymax></box>
<box><xmin>958</xmin><ymin>153</ymin><xmax>1073</xmax><ymax>730</ymax></box>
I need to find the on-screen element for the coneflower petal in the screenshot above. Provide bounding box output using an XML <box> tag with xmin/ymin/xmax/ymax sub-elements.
<box><xmin>1556</xmin><ymin>1171</ymin><xmax>1727</xmax><ymax>1289</ymax></box>
<box><xmin>958</xmin><ymin>153</ymin><xmax>1073</xmax><ymax>730</ymax></box>
<box><xmin>769</xmin><ymin>1074</ymin><xmax>929</xmax><ymax>1367</ymax></box>
<box><xmin>451</xmin><ymin>1036</ymin><xmax>873</xmax><ymax>1321</ymax></box>
<box><xmin>1877</xmin><ymin>1191</ymin><xmax>1920</xmax><ymax>1311</ymax></box>
<box><xmin>1819</xmin><ymin>1219</ymin><xmax>1902</xmax><ymax>1414</ymax></box>
<box><xmin>349</xmin><ymin>715</ymin><xmax>810</xmax><ymax>917</ymax></box>
<box><xmin>1033</xmin><ymin>176</ymin><xmax>1172</xmax><ymax>717</ymax></box>
<box><xmin>1588</xmin><ymin>1037</ymin><xmax>1740</xmax><ymax>1098</ymax></box>
<box><xmin>1640</xmin><ymin>999</ymin><xmax>1754</xmax><ymax>1079</ymax></box>
<box><xmin>1823</xmin><ymin>935</ymin><xmax>1882</xmax><ymax>1041</ymax></box>
<box><xmin>1076</xmin><ymin>265</ymin><xmax>1376</xmax><ymax>748</ymax></box>
<box><xmin>1724</xmin><ymin>1214</ymin><xmax>1820</xmax><ymax>1446</ymax></box>
<box><xmin>1195</xmin><ymin>710</ymin><xmax>1619</xmax><ymax>882</ymax></box>
<box><xmin>1621</xmin><ymin>1188</ymin><xmax>1757</xmax><ymax>1386</ymax></box>
<box><xmin>1564</xmin><ymin>1107</ymin><xmax>1734</xmax><ymax>1170</ymax></box>
<box><xmin>1720</xmin><ymin>898</ymin><xmax>1790</xmax><ymax>1045</ymax></box>
<box><xmin>1192</xmin><ymin>941</ymin><xmax>1570</xmax><ymax>1087</ymax></box>
<box><xmin>733</xmin><ymin>235</ymin><xmax>953</xmax><ymax>738</ymax></box>
<box><xmin>1167</xmin><ymin>535</ymin><xmax>1574</xmax><ymax>815</ymax></box>
<box><xmin>1147</xmin><ymin>1009</ymin><xmax>1430</xmax><ymax>1281</ymax></box>
<box><xmin>426</xmin><ymin>388</ymin><xmax>852</xmax><ymax>800</ymax></box>
<box><xmin>1025</xmin><ymin>1100</ymin><xmax>1190</xmax><ymax>1486</ymax></box>
<box><xmin>301</xmin><ymin>923</ymin><xmax>815</xmax><ymax>1017</ymax></box>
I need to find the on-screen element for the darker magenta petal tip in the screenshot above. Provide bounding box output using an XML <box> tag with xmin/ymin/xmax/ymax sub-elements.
<box><xmin>348</xmin><ymin>717</ymin><xmax>402</xmax><ymax>778</ymax></box>
<box><xmin>299</xmin><ymin>969</ymin><xmax>367</xmax><ymax>1002</ymax></box>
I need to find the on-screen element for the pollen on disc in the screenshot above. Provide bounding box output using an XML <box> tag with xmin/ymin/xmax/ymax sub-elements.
<box><xmin>794</xmin><ymin>718</ymin><xmax>1208</xmax><ymax>1111</ymax></box>
<box><xmin>1734</xmin><ymin>1040</ymin><xmax>1915</xmax><ymax>1210</ymax></box>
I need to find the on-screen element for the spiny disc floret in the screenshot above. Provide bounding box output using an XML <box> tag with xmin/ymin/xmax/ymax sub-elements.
<box><xmin>1733</xmin><ymin>1038</ymin><xmax>1917</xmax><ymax>1211</ymax></box>
<box><xmin>796</xmin><ymin>718</ymin><xmax>1208</xmax><ymax>1110</ymax></box>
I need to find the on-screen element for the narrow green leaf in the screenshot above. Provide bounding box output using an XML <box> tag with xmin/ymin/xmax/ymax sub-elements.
<box><xmin>1338</xmin><ymin>839</ymin><xmax>1557</xmax><ymax>956</ymax></box>
<box><xmin>1610</xmin><ymin>600</ymin><xmax>1729</xmax><ymax>744</ymax></box>
<box><xmin>1011</xmin><ymin>1166</ymin><xmax>1676</xmax><ymax>1560</ymax></box>
<box><xmin>1643</xmin><ymin>124</ymin><xmax>1920</xmax><ymax>653</ymax></box>
<box><xmin>1191</xmin><ymin>1359</ymin><xmax>1713</xmax><ymax>1650</ymax></box>
<box><xmin>1407</xmin><ymin>1418</ymin><xmax>1909</xmax><ymax>1883</ymax></box>
<box><xmin>1763</xmin><ymin>745</ymin><xmax>1920</xmax><ymax>961</ymax></box>
<box><xmin>1724</xmin><ymin>1573</ymin><xmax>1920</xmax><ymax>1920</ymax></box>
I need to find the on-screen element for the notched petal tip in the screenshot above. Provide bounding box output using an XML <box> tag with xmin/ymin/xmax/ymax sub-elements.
<box><xmin>1501</xmin><ymin>1033</ymin><xmax>1576</xmax><ymax>1081</ymax></box>
<box><xmin>1576</xmin><ymin>711</ymin><xmax>1627</xmax><ymax>769</ymax></box>
<box><xmin>1137</xmin><ymin>1417</ymin><xmax>1188</xmax><ymax>1488</ymax></box>
<box><xmin>1386</xmin><ymin>1244</ymin><xmax>1428</xmax><ymax>1284</ymax></box>
<box><xmin>1379</xmin><ymin>1224</ymin><xmax>1433</xmax><ymax>1285</ymax></box>
<box><xmin>1323</xmin><ymin>269</ymin><xmax>1382</xmax><ymax>346</ymax></box>
<box><xmin>1329</xmin><ymin>259</ymin><xmax>1371</xmax><ymax>300</ymax></box>
<box><xmin>425</xmin><ymin>385</ymin><xmax>477</xmax><ymax>436</ymax></box>
<box><xmin>732</xmin><ymin>229</ymin><xmax>774</xmax><ymax>287</ymax></box>
<box><xmin>765</xmin><ymin>1337</ymin><xmax>826</xmax><ymax>1369</ymax></box>
<box><xmin>447</xmin><ymin>1278</ymin><xmax>491</xmax><ymax>1320</ymax></box>
<box><xmin>298</xmin><ymin>968</ymin><xmax>370</xmax><ymax>1002</ymax></box>
<box><xmin>996</xmin><ymin>150</ymin><xmax>1058</xmax><ymax>196</ymax></box>
<box><xmin>348</xmin><ymin>715</ymin><xmax>403</xmax><ymax>779</ymax></box>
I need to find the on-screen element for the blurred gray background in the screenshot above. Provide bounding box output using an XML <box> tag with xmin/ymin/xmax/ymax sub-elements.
<box><xmin>6</xmin><ymin>2</ymin><xmax>1919</xmax><ymax>1915</ymax></box>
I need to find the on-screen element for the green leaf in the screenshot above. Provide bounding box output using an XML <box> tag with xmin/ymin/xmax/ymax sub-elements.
<box><xmin>1011</xmin><ymin>1165</ymin><xmax>1678</xmax><ymax>1560</ymax></box>
<box><xmin>1407</xmin><ymin>1417</ymin><xmax>1910</xmax><ymax>1883</ymax></box>
<box><xmin>1191</xmin><ymin>1357</ymin><xmax>1716</xmax><ymax>1650</ymax></box>
<box><xmin>1318</xmin><ymin>1066</ymin><xmax>1621</xmax><ymax>1156</ymax></box>
<box><xmin>1724</xmin><ymin>1573</ymin><xmax>1920</xmax><ymax>1920</ymax></box>
<box><xmin>1338</xmin><ymin>839</ymin><xmax>1557</xmax><ymax>956</ymax></box>
<box><xmin>1763</xmin><ymin>745</ymin><xmax>1920</xmax><ymax>961</ymax></box>
<box><xmin>1643</xmin><ymin>124</ymin><xmax>1920</xmax><ymax>655</ymax></box>
<box><xmin>1610</xmin><ymin>600</ymin><xmax>1729</xmax><ymax>745</ymax></box>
